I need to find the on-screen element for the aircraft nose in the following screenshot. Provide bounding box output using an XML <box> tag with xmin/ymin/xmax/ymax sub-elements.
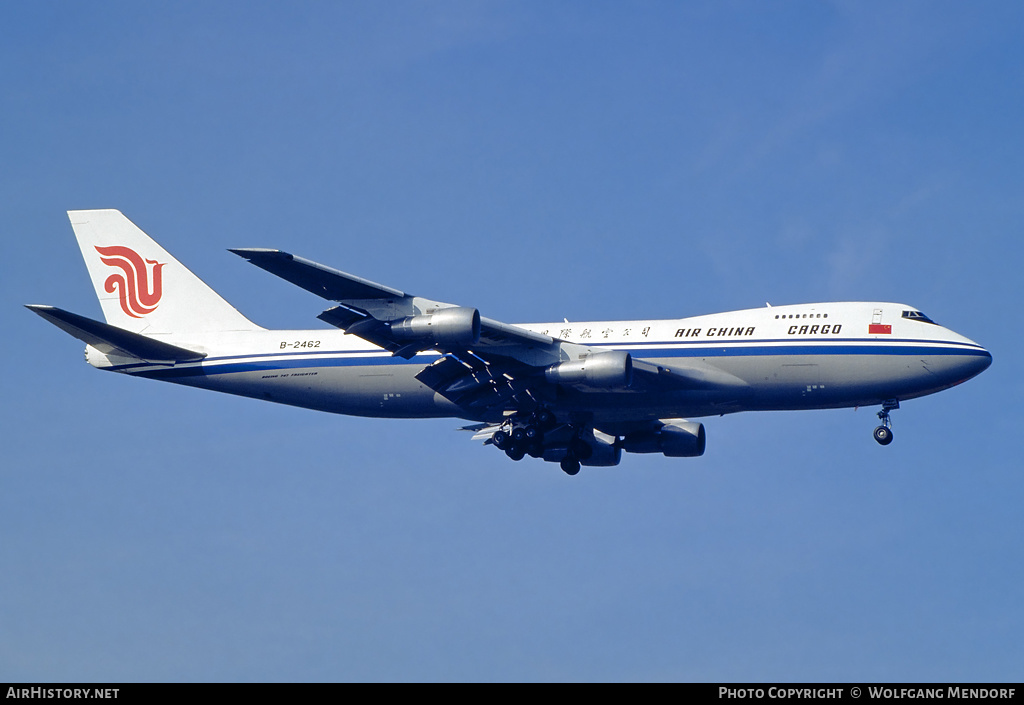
<box><xmin>954</xmin><ymin>344</ymin><xmax>992</xmax><ymax>384</ymax></box>
<box><xmin>971</xmin><ymin>347</ymin><xmax>993</xmax><ymax>376</ymax></box>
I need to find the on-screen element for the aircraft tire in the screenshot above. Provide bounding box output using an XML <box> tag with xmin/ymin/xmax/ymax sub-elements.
<box><xmin>506</xmin><ymin>444</ymin><xmax>526</xmax><ymax>461</ymax></box>
<box><xmin>560</xmin><ymin>457</ymin><xmax>581</xmax><ymax>475</ymax></box>
<box><xmin>873</xmin><ymin>426</ymin><xmax>894</xmax><ymax>446</ymax></box>
<box><xmin>492</xmin><ymin>430</ymin><xmax>510</xmax><ymax>450</ymax></box>
<box><xmin>535</xmin><ymin>409</ymin><xmax>557</xmax><ymax>431</ymax></box>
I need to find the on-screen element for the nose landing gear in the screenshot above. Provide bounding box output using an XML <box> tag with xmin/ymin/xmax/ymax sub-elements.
<box><xmin>873</xmin><ymin>399</ymin><xmax>899</xmax><ymax>446</ymax></box>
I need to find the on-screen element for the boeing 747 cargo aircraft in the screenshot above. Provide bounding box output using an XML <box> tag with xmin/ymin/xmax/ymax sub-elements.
<box><xmin>28</xmin><ymin>210</ymin><xmax>991</xmax><ymax>475</ymax></box>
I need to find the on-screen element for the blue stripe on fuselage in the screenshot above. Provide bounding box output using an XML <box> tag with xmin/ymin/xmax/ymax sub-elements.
<box><xmin>121</xmin><ymin>338</ymin><xmax>990</xmax><ymax>380</ymax></box>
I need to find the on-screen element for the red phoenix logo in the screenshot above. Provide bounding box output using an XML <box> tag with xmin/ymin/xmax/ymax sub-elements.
<box><xmin>95</xmin><ymin>246</ymin><xmax>165</xmax><ymax>318</ymax></box>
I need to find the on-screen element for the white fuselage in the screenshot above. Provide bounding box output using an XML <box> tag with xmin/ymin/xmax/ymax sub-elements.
<box><xmin>85</xmin><ymin>301</ymin><xmax>991</xmax><ymax>426</ymax></box>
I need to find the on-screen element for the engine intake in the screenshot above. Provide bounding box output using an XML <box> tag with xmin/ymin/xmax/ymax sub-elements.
<box><xmin>389</xmin><ymin>307</ymin><xmax>481</xmax><ymax>347</ymax></box>
<box><xmin>544</xmin><ymin>351</ymin><xmax>633</xmax><ymax>389</ymax></box>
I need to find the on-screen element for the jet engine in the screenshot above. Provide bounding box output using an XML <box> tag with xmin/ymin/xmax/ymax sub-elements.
<box><xmin>622</xmin><ymin>420</ymin><xmax>706</xmax><ymax>458</ymax></box>
<box><xmin>389</xmin><ymin>307</ymin><xmax>481</xmax><ymax>347</ymax></box>
<box><xmin>544</xmin><ymin>350</ymin><xmax>633</xmax><ymax>389</ymax></box>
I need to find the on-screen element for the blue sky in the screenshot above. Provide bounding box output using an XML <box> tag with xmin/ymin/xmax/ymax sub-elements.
<box><xmin>2</xmin><ymin>1</ymin><xmax>1022</xmax><ymax>682</ymax></box>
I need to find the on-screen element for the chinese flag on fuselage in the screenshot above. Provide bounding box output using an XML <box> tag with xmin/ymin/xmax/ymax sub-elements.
<box><xmin>869</xmin><ymin>324</ymin><xmax>892</xmax><ymax>334</ymax></box>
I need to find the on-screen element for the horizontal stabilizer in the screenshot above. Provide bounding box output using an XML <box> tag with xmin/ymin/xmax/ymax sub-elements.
<box><xmin>229</xmin><ymin>248</ymin><xmax>405</xmax><ymax>301</ymax></box>
<box><xmin>26</xmin><ymin>305</ymin><xmax>206</xmax><ymax>365</ymax></box>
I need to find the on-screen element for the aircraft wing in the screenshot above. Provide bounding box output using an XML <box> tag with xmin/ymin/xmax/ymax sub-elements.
<box><xmin>230</xmin><ymin>248</ymin><xmax>555</xmax><ymax>356</ymax></box>
<box><xmin>231</xmin><ymin>248</ymin><xmax>748</xmax><ymax>412</ymax></box>
<box><xmin>227</xmin><ymin>249</ymin><xmax>407</xmax><ymax>300</ymax></box>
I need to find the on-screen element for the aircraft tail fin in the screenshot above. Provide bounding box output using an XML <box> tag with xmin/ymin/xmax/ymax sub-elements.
<box><xmin>68</xmin><ymin>209</ymin><xmax>261</xmax><ymax>335</ymax></box>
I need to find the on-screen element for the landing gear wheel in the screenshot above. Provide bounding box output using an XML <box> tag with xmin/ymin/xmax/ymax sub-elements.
<box><xmin>506</xmin><ymin>444</ymin><xmax>526</xmax><ymax>461</ymax></box>
<box><xmin>492</xmin><ymin>430</ymin><xmax>510</xmax><ymax>450</ymax></box>
<box><xmin>874</xmin><ymin>399</ymin><xmax>899</xmax><ymax>446</ymax></box>
<box><xmin>535</xmin><ymin>409</ymin><xmax>557</xmax><ymax>431</ymax></box>
<box><xmin>560</xmin><ymin>456</ymin><xmax>581</xmax><ymax>475</ymax></box>
<box><xmin>873</xmin><ymin>425</ymin><xmax>894</xmax><ymax>446</ymax></box>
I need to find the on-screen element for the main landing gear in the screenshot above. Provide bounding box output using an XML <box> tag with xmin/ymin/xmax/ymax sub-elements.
<box><xmin>490</xmin><ymin>409</ymin><xmax>557</xmax><ymax>463</ymax></box>
<box><xmin>873</xmin><ymin>399</ymin><xmax>899</xmax><ymax>446</ymax></box>
<box><xmin>490</xmin><ymin>409</ymin><xmax>593</xmax><ymax>476</ymax></box>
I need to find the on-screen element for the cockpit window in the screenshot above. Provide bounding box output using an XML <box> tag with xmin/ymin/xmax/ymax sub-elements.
<box><xmin>902</xmin><ymin>310</ymin><xmax>937</xmax><ymax>325</ymax></box>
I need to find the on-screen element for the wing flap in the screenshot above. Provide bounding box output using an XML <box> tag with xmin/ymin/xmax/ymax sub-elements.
<box><xmin>461</xmin><ymin>422</ymin><xmax>504</xmax><ymax>442</ymax></box>
<box><xmin>316</xmin><ymin>304</ymin><xmax>420</xmax><ymax>357</ymax></box>
<box><xmin>416</xmin><ymin>353</ymin><xmax>538</xmax><ymax>408</ymax></box>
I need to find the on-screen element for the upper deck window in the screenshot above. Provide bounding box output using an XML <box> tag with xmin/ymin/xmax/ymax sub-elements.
<box><xmin>902</xmin><ymin>310</ymin><xmax>937</xmax><ymax>325</ymax></box>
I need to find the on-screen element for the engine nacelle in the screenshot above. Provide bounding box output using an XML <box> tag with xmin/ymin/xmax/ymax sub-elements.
<box><xmin>389</xmin><ymin>307</ymin><xmax>481</xmax><ymax>347</ymax></box>
<box><xmin>622</xmin><ymin>421</ymin><xmax>706</xmax><ymax>458</ymax></box>
<box><xmin>544</xmin><ymin>351</ymin><xmax>633</xmax><ymax>389</ymax></box>
<box><xmin>581</xmin><ymin>436</ymin><xmax>622</xmax><ymax>467</ymax></box>
<box><xmin>541</xmin><ymin>436</ymin><xmax>622</xmax><ymax>467</ymax></box>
